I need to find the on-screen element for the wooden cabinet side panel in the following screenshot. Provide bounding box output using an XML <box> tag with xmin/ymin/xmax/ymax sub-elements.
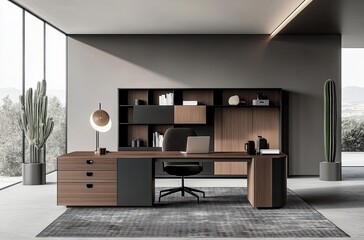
<box><xmin>254</xmin><ymin>158</ymin><xmax>273</xmax><ymax>207</ymax></box>
<box><xmin>174</xmin><ymin>106</ymin><xmax>206</xmax><ymax>124</ymax></box>
<box><xmin>214</xmin><ymin>108</ymin><xmax>253</xmax><ymax>175</ymax></box>
<box><xmin>253</xmin><ymin>108</ymin><xmax>280</xmax><ymax>149</ymax></box>
<box><xmin>247</xmin><ymin>161</ymin><xmax>255</xmax><ymax>206</ymax></box>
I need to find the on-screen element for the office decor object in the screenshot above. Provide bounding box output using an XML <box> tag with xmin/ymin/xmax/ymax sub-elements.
<box><xmin>131</xmin><ymin>139</ymin><xmax>136</xmax><ymax>147</ymax></box>
<box><xmin>228</xmin><ymin>95</ymin><xmax>239</xmax><ymax>105</ymax></box>
<box><xmin>253</xmin><ymin>92</ymin><xmax>270</xmax><ymax>105</ymax></box>
<box><xmin>252</xmin><ymin>99</ymin><xmax>269</xmax><ymax>105</ymax></box>
<box><xmin>118</xmin><ymin>88</ymin><xmax>287</xmax><ymax>177</ymax></box>
<box><xmin>256</xmin><ymin>136</ymin><xmax>268</xmax><ymax>153</ymax></box>
<box><xmin>134</xmin><ymin>99</ymin><xmax>143</xmax><ymax>105</ymax></box>
<box><xmin>19</xmin><ymin>80</ymin><xmax>54</xmax><ymax>185</ymax></box>
<box><xmin>159</xmin><ymin>128</ymin><xmax>205</xmax><ymax>203</ymax></box>
<box><xmin>320</xmin><ymin>79</ymin><xmax>341</xmax><ymax>181</ymax></box>
<box><xmin>98</xmin><ymin>148</ymin><xmax>107</xmax><ymax>155</ymax></box>
<box><xmin>137</xmin><ymin>139</ymin><xmax>143</xmax><ymax>147</ymax></box>
<box><xmin>131</xmin><ymin>139</ymin><xmax>143</xmax><ymax>147</ymax></box>
<box><xmin>90</xmin><ymin>103</ymin><xmax>112</xmax><ymax>155</ymax></box>
<box><xmin>260</xmin><ymin>149</ymin><xmax>280</xmax><ymax>154</ymax></box>
<box><xmin>183</xmin><ymin>100</ymin><xmax>198</xmax><ymax>105</ymax></box>
<box><xmin>244</xmin><ymin>141</ymin><xmax>256</xmax><ymax>155</ymax></box>
<box><xmin>159</xmin><ymin>92</ymin><xmax>174</xmax><ymax>105</ymax></box>
<box><xmin>152</xmin><ymin>132</ymin><xmax>164</xmax><ymax>147</ymax></box>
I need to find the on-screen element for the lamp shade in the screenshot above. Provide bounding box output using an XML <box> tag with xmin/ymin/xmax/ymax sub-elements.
<box><xmin>90</xmin><ymin>110</ymin><xmax>112</xmax><ymax>133</ymax></box>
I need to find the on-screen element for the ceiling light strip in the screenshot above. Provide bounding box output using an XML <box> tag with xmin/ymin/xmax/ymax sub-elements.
<box><xmin>270</xmin><ymin>0</ymin><xmax>313</xmax><ymax>39</ymax></box>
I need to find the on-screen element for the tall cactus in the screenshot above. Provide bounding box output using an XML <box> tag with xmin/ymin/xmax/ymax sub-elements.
<box><xmin>18</xmin><ymin>80</ymin><xmax>54</xmax><ymax>164</ymax></box>
<box><xmin>324</xmin><ymin>79</ymin><xmax>337</xmax><ymax>162</ymax></box>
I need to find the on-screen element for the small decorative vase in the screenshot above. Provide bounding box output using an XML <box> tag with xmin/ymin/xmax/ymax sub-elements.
<box><xmin>228</xmin><ymin>95</ymin><xmax>240</xmax><ymax>105</ymax></box>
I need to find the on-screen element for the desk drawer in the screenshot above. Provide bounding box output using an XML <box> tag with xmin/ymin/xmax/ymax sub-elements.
<box><xmin>58</xmin><ymin>182</ymin><xmax>116</xmax><ymax>198</ymax></box>
<box><xmin>58</xmin><ymin>171</ymin><xmax>116</xmax><ymax>182</ymax></box>
<box><xmin>58</xmin><ymin>158</ymin><xmax>116</xmax><ymax>171</ymax></box>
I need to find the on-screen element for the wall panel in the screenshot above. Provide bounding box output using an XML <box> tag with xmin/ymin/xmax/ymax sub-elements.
<box><xmin>67</xmin><ymin>35</ymin><xmax>341</xmax><ymax>175</ymax></box>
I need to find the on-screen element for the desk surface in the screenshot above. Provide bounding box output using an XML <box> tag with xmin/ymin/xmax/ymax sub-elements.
<box><xmin>59</xmin><ymin>151</ymin><xmax>286</xmax><ymax>160</ymax></box>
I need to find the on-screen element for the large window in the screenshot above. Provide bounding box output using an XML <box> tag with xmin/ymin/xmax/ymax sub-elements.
<box><xmin>0</xmin><ymin>0</ymin><xmax>23</xmax><ymax>188</ymax></box>
<box><xmin>25</xmin><ymin>11</ymin><xmax>44</xmax><ymax>89</ymax></box>
<box><xmin>342</xmin><ymin>48</ymin><xmax>364</xmax><ymax>166</ymax></box>
<box><xmin>0</xmin><ymin>0</ymin><xmax>66</xmax><ymax>189</ymax></box>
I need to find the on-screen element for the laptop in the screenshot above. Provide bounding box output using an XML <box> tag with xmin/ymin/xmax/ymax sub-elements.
<box><xmin>181</xmin><ymin>136</ymin><xmax>210</xmax><ymax>154</ymax></box>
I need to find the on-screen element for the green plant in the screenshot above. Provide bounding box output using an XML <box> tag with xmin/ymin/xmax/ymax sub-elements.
<box><xmin>342</xmin><ymin>117</ymin><xmax>364</xmax><ymax>151</ymax></box>
<box><xmin>0</xmin><ymin>96</ymin><xmax>22</xmax><ymax>176</ymax></box>
<box><xmin>18</xmin><ymin>80</ymin><xmax>54</xmax><ymax>164</ymax></box>
<box><xmin>324</xmin><ymin>79</ymin><xmax>337</xmax><ymax>162</ymax></box>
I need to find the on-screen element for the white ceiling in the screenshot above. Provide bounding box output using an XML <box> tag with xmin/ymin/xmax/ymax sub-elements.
<box><xmin>12</xmin><ymin>0</ymin><xmax>305</xmax><ymax>34</ymax></box>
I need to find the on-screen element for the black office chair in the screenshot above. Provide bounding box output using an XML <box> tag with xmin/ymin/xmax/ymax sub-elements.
<box><xmin>159</xmin><ymin>128</ymin><xmax>206</xmax><ymax>203</ymax></box>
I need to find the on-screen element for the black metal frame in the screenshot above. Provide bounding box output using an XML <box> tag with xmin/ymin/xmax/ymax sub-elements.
<box><xmin>159</xmin><ymin>176</ymin><xmax>206</xmax><ymax>203</ymax></box>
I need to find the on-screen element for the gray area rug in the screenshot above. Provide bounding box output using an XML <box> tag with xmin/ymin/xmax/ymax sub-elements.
<box><xmin>37</xmin><ymin>187</ymin><xmax>348</xmax><ymax>238</ymax></box>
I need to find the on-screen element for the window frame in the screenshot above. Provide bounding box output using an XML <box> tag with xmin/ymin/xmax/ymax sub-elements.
<box><xmin>0</xmin><ymin>0</ymin><xmax>67</xmax><ymax>190</ymax></box>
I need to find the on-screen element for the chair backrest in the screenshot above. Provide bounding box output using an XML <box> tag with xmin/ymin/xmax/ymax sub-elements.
<box><xmin>162</xmin><ymin>128</ymin><xmax>196</xmax><ymax>151</ymax></box>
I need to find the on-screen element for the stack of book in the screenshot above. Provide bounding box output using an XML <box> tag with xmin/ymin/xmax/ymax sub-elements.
<box><xmin>152</xmin><ymin>132</ymin><xmax>164</xmax><ymax>147</ymax></box>
<box><xmin>260</xmin><ymin>149</ymin><xmax>280</xmax><ymax>154</ymax></box>
<box><xmin>182</xmin><ymin>100</ymin><xmax>198</xmax><ymax>105</ymax></box>
<box><xmin>159</xmin><ymin>93</ymin><xmax>174</xmax><ymax>105</ymax></box>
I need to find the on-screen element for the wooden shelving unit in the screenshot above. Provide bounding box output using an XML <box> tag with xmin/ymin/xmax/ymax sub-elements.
<box><xmin>118</xmin><ymin>88</ymin><xmax>288</xmax><ymax>177</ymax></box>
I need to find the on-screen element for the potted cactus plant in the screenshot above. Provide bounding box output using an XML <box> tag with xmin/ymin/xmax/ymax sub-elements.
<box><xmin>19</xmin><ymin>80</ymin><xmax>54</xmax><ymax>185</ymax></box>
<box><xmin>320</xmin><ymin>79</ymin><xmax>341</xmax><ymax>181</ymax></box>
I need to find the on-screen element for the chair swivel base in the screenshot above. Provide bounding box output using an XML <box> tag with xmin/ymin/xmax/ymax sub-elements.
<box><xmin>159</xmin><ymin>186</ymin><xmax>205</xmax><ymax>203</ymax></box>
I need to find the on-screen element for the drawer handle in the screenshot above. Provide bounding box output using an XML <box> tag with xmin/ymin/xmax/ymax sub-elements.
<box><xmin>86</xmin><ymin>172</ymin><xmax>93</xmax><ymax>177</ymax></box>
<box><xmin>86</xmin><ymin>160</ymin><xmax>94</xmax><ymax>164</ymax></box>
<box><xmin>86</xmin><ymin>184</ymin><xmax>93</xmax><ymax>188</ymax></box>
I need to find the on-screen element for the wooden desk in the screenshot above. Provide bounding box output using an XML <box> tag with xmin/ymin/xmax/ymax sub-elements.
<box><xmin>57</xmin><ymin>151</ymin><xmax>287</xmax><ymax>208</ymax></box>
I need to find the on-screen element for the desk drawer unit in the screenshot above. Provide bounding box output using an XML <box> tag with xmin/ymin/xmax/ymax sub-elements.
<box><xmin>57</xmin><ymin>157</ymin><xmax>117</xmax><ymax>206</ymax></box>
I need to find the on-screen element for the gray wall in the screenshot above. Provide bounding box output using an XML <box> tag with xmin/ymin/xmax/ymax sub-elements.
<box><xmin>67</xmin><ymin>35</ymin><xmax>341</xmax><ymax>175</ymax></box>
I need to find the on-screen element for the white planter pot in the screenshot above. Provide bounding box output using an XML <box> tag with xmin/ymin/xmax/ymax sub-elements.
<box><xmin>319</xmin><ymin>162</ymin><xmax>341</xmax><ymax>181</ymax></box>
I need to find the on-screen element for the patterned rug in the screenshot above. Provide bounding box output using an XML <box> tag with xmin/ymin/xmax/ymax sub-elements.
<box><xmin>37</xmin><ymin>187</ymin><xmax>348</xmax><ymax>238</ymax></box>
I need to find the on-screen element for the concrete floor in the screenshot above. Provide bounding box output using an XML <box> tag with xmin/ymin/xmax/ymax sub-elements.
<box><xmin>0</xmin><ymin>167</ymin><xmax>363</xmax><ymax>240</ymax></box>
